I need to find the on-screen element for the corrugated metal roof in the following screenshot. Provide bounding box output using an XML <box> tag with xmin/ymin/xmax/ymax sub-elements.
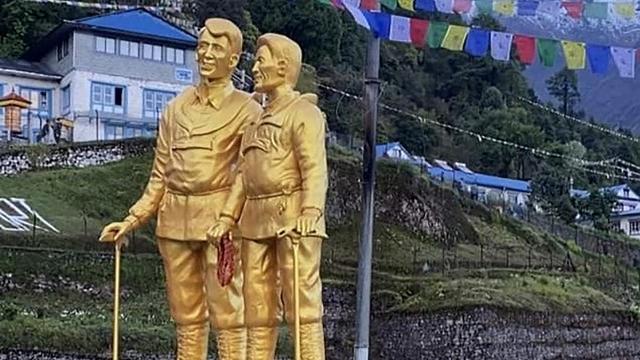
<box><xmin>0</xmin><ymin>58</ymin><xmax>61</xmax><ymax>79</ymax></box>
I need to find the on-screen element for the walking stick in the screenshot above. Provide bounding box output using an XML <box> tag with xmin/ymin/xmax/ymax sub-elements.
<box><xmin>276</xmin><ymin>227</ymin><xmax>303</xmax><ymax>360</ymax></box>
<box><xmin>112</xmin><ymin>242</ymin><xmax>122</xmax><ymax>360</ymax></box>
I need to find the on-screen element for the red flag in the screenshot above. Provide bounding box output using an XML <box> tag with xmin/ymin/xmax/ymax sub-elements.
<box><xmin>562</xmin><ymin>1</ymin><xmax>584</xmax><ymax>19</ymax></box>
<box><xmin>410</xmin><ymin>18</ymin><xmax>429</xmax><ymax>47</ymax></box>
<box><xmin>360</xmin><ymin>0</ymin><xmax>377</xmax><ymax>10</ymax></box>
<box><xmin>331</xmin><ymin>0</ymin><xmax>344</xmax><ymax>9</ymax></box>
<box><xmin>453</xmin><ymin>0</ymin><xmax>472</xmax><ymax>13</ymax></box>
<box><xmin>514</xmin><ymin>35</ymin><xmax>536</xmax><ymax>65</ymax></box>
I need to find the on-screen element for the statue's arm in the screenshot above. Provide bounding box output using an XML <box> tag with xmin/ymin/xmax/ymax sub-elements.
<box><xmin>126</xmin><ymin>107</ymin><xmax>171</xmax><ymax>228</ymax></box>
<box><xmin>293</xmin><ymin>103</ymin><xmax>328</xmax><ymax>216</ymax></box>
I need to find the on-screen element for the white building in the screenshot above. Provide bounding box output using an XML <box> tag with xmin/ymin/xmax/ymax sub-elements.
<box><xmin>0</xmin><ymin>8</ymin><xmax>199</xmax><ymax>143</ymax></box>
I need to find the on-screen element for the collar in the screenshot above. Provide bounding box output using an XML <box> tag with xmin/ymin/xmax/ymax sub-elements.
<box><xmin>263</xmin><ymin>91</ymin><xmax>299</xmax><ymax>118</ymax></box>
<box><xmin>194</xmin><ymin>82</ymin><xmax>235</xmax><ymax>110</ymax></box>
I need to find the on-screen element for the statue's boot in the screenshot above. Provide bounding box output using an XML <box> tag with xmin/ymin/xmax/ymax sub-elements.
<box><xmin>247</xmin><ymin>326</ymin><xmax>278</xmax><ymax>360</ymax></box>
<box><xmin>217</xmin><ymin>327</ymin><xmax>247</xmax><ymax>360</ymax></box>
<box><xmin>299</xmin><ymin>322</ymin><xmax>325</xmax><ymax>360</ymax></box>
<box><xmin>176</xmin><ymin>322</ymin><xmax>209</xmax><ymax>360</ymax></box>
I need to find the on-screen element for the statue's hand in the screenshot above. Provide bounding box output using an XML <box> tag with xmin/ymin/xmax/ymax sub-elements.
<box><xmin>207</xmin><ymin>217</ymin><xmax>234</xmax><ymax>245</ymax></box>
<box><xmin>295</xmin><ymin>209</ymin><xmax>321</xmax><ymax>237</ymax></box>
<box><xmin>99</xmin><ymin>221</ymin><xmax>133</xmax><ymax>247</ymax></box>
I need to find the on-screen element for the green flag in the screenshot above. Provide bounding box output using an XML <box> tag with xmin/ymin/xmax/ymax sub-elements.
<box><xmin>316</xmin><ymin>0</ymin><xmax>332</xmax><ymax>5</ymax></box>
<box><xmin>428</xmin><ymin>21</ymin><xmax>448</xmax><ymax>49</ymax></box>
<box><xmin>584</xmin><ymin>3</ymin><xmax>608</xmax><ymax>19</ymax></box>
<box><xmin>381</xmin><ymin>0</ymin><xmax>398</xmax><ymax>10</ymax></box>
<box><xmin>537</xmin><ymin>39</ymin><xmax>557</xmax><ymax>67</ymax></box>
<box><xmin>475</xmin><ymin>0</ymin><xmax>493</xmax><ymax>14</ymax></box>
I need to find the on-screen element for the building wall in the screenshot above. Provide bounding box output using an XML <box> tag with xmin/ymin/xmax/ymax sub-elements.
<box><xmin>73</xmin><ymin>31</ymin><xmax>197</xmax><ymax>86</ymax></box>
<box><xmin>41</xmin><ymin>33</ymin><xmax>74</xmax><ymax>76</ymax></box>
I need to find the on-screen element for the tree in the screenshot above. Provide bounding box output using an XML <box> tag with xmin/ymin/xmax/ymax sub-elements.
<box><xmin>531</xmin><ymin>161</ymin><xmax>577</xmax><ymax>224</ymax></box>
<box><xmin>546</xmin><ymin>68</ymin><xmax>581</xmax><ymax>116</ymax></box>
<box><xmin>577</xmin><ymin>189</ymin><xmax>618</xmax><ymax>231</ymax></box>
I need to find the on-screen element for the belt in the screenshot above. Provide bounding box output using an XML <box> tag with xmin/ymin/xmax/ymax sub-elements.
<box><xmin>246</xmin><ymin>187</ymin><xmax>301</xmax><ymax>200</ymax></box>
<box><xmin>166</xmin><ymin>187</ymin><xmax>231</xmax><ymax>197</ymax></box>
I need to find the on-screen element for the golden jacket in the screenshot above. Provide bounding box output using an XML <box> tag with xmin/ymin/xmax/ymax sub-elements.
<box><xmin>221</xmin><ymin>91</ymin><xmax>328</xmax><ymax>240</ymax></box>
<box><xmin>127</xmin><ymin>84</ymin><xmax>262</xmax><ymax>241</ymax></box>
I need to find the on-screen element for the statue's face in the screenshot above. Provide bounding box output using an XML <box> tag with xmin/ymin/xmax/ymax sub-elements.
<box><xmin>252</xmin><ymin>45</ymin><xmax>285</xmax><ymax>93</ymax></box>
<box><xmin>196</xmin><ymin>31</ymin><xmax>236</xmax><ymax>80</ymax></box>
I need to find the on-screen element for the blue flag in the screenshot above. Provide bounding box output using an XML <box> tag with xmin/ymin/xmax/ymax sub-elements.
<box><xmin>415</xmin><ymin>0</ymin><xmax>437</xmax><ymax>11</ymax></box>
<box><xmin>363</xmin><ymin>11</ymin><xmax>391</xmax><ymax>39</ymax></box>
<box><xmin>517</xmin><ymin>0</ymin><xmax>539</xmax><ymax>16</ymax></box>
<box><xmin>464</xmin><ymin>28</ymin><xmax>489</xmax><ymax>57</ymax></box>
<box><xmin>587</xmin><ymin>44</ymin><xmax>610</xmax><ymax>75</ymax></box>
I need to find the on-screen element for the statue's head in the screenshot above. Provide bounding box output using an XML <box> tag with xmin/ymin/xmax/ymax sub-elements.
<box><xmin>252</xmin><ymin>33</ymin><xmax>302</xmax><ymax>94</ymax></box>
<box><xmin>196</xmin><ymin>18</ymin><xmax>243</xmax><ymax>81</ymax></box>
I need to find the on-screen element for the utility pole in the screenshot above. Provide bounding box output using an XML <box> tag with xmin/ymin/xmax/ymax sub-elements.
<box><xmin>354</xmin><ymin>1</ymin><xmax>380</xmax><ymax>359</ymax></box>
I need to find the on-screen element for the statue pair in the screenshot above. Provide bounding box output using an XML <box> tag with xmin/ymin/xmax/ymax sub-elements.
<box><xmin>100</xmin><ymin>18</ymin><xmax>327</xmax><ymax>360</ymax></box>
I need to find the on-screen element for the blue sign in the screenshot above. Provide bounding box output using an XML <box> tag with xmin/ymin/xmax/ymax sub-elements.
<box><xmin>175</xmin><ymin>68</ymin><xmax>193</xmax><ymax>83</ymax></box>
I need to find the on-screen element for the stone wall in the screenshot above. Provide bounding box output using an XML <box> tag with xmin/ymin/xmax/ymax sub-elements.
<box><xmin>324</xmin><ymin>287</ymin><xmax>640</xmax><ymax>360</ymax></box>
<box><xmin>0</xmin><ymin>139</ymin><xmax>153</xmax><ymax>176</ymax></box>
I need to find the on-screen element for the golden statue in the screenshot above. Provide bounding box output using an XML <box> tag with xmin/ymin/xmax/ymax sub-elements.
<box><xmin>100</xmin><ymin>18</ymin><xmax>261</xmax><ymax>360</ymax></box>
<box><xmin>208</xmin><ymin>33</ymin><xmax>328</xmax><ymax>359</ymax></box>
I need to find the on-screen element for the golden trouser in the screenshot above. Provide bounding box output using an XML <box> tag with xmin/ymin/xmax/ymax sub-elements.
<box><xmin>221</xmin><ymin>92</ymin><xmax>328</xmax><ymax>360</ymax></box>
<box><xmin>127</xmin><ymin>84</ymin><xmax>262</xmax><ymax>360</ymax></box>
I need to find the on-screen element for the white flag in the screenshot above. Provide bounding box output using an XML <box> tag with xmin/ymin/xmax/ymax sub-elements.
<box><xmin>435</xmin><ymin>0</ymin><xmax>454</xmax><ymax>13</ymax></box>
<box><xmin>490</xmin><ymin>31</ymin><xmax>514</xmax><ymax>61</ymax></box>
<box><xmin>343</xmin><ymin>2</ymin><xmax>370</xmax><ymax>30</ymax></box>
<box><xmin>389</xmin><ymin>15</ymin><xmax>411</xmax><ymax>43</ymax></box>
<box><xmin>611</xmin><ymin>46</ymin><xmax>635</xmax><ymax>78</ymax></box>
<box><xmin>342</xmin><ymin>0</ymin><xmax>361</xmax><ymax>6</ymax></box>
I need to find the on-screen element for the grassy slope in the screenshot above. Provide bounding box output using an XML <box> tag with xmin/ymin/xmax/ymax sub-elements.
<box><xmin>0</xmin><ymin>149</ymin><xmax>638</xmax><ymax>354</ymax></box>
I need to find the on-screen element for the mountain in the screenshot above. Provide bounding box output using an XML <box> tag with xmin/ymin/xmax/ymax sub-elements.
<box><xmin>500</xmin><ymin>13</ymin><xmax>640</xmax><ymax>133</ymax></box>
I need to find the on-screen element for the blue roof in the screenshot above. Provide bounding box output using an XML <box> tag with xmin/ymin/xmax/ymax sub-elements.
<box><xmin>571</xmin><ymin>189</ymin><xmax>590</xmax><ymax>198</ymax></box>
<box><xmin>77</xmin><ymin>9</ymin><xmax>196</xmax><ymax>44</ymax></box>
<box><xmin>602</xmin><ymin>184</ymin><xmax>628</xmax><ymax>193</ymax></box>
<box><xmin>375</xmin><ymin>142</ymin><xmax>405</xmax><ymax>159</ymax></box>
<box><xmin>428</xmin><ymin>166</ymin><xmax>530</xmax><ymax>193</ymax></box>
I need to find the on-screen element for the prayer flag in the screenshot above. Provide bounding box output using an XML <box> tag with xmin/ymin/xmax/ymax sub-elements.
<box><xmin>561</xmin><ymin>40</ymin><xmax>586</xmax><ymax>69</ymax></box>
<box><xmin>614</xmin><ymin>3</ymin><xmax>636</xmax><ymax>19</ymax></box>
<box><xmin>475</xmin><ymin>0</ymin><xmax>493</xmax><ymax>14</ymax></box>
<box><xmin>344</xmin><ymin>2</ymin><xmax>371</xmax><ymax>30</ymax></box>
<box><xmin>562</xmin><ymin>1</ymin><xmax>583</xmax><ymax>19</ymax></box>
<box><xmin>453</xmin><ymin>0</ymin><xmax>472</xmax><ymax>13</ymax></box>
<box><xmin>537</xmin><ymin>38</ymin><xmax>557</xmax><ymax>67</ymax></box>
<box><xmin>514</xmin><ymin>35</ymin><xmax>536</xmax><ymax>64</ymax></box>
<box><xmin>435</xmin><ymin>0</ymin><xmax>454</xmax><ymax>13</ymax></box>
<box><xmin>415</xmin><ymin>0</ymin><xmax>436</xmax><ymax>11</ymax></box>
<box><xmin>537</xmin><ymin>0</ymin><xmax>560</xmax><ymax>16</ymax></box>
<box><xmin>360</xmin><ymin>0</ymin><xmax>378</xmax><ymax>10</ymax></box>
<box><xmin>494</xmin><ymin>0</ymin><xmax>515</xmax><ymax>15</ymax></box>
<box><xmin>584</xmin><ymin>2</ymin><xmax>608</xmax><ymax>19</ymax></box>
<box><xmin>398</xmin><ymin>0</ymin><xmax>415</xmax><ymax>11</ymax></box>
<box><xmin>427</xmin><ymin>21</ymin><xmax>448</xmax><ymax>48</ymax></box>
<box><xmin>410</xmin><ymin>18</ymin><xmax>429</xmax><ymax>47</ymax></box>
<box><xmin>363</xmin><ymin>11</ymin><xmax>391</xmax><ymax>38</ymax></box>
<box><xmin>586</xmin><ymin>44</ymin><xmax>610</xmax><ymax>75</ymax></box>
<box><xmin>465</xmin><ymin>28</ymin><xmax>489</xmax><ymax>57</ymax></box>
<box><xmin>441</xmin><ymin>24</ymin><xmax>469</xmax><ymax>51</ymax></box>
<box><xmin>611</xmin><ymin>46</ymin><xmax>636</xmax><ymax>78</ymax></box>
<box><xmin>490</xmin><ymin>31</ymin><xmax>514</xmax><ymax>61</ymax></box>
<box><xmin>389</xmin><ymin>15</ymin><xmax>412</xmax><ymax>43</ymax></box>
<box><xmin>517</xmin><ymin>0</ymin><xmax>539</xmax><ymax>16</ymax></box>
<box><xmin>380</xmin><ymin>0</ymin><xmax>398</xmax><ymax>10</ymax></box>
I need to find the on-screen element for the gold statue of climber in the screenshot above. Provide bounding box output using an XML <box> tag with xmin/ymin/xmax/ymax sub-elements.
<box><xmin>208</xmin><ymin>33</ymin><xmax>329</xmax><ymax>359</ymax></box>
<box><xmin>99</xmin><ymin>18</ymin><xmax>261</xmax><ymax>360</ymax></box>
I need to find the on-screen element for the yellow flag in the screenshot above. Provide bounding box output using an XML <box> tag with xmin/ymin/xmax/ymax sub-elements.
<box><xmin>561</xmin><ymin>40</ymin><xmax>586</xmax><ymax>70</ymax></box>
<box><xmin>493</xmin><ymin>0</ymin><xmax>515</xmax><ymax>15</ymax></box>
<box><xmin>614</xmin><ymin>3</ymin><xmax>635</xmax><ymax>19</ymax></box>
<box><xmin>398</xmin><ymin>0</ymin><xmax>415</xmax><ymax>11</ymax></box>
<box><xmin>441</xmin><ymin>25</ymin><xmax>470</xmax><ymax>51</ymax></box>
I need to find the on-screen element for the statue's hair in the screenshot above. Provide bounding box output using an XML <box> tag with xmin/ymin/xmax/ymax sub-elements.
<box><xmin>199</xmin><ymin>18</ymin><xmax>243</xmax><ymax>55</ymax></box>
<box><xmin>256</xmin><ymin>33</ymin><xmax>302</xmax><ymax>85</ymax></box>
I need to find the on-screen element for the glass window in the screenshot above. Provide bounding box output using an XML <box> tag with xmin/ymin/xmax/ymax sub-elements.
<box><xmin>143</xmin><ymin>89</ymin><xmax>175</xmax><ymax>118</ymax></box>
<box><xmin>119</xmin><ymin>40</ymin><xmax>129</xmax><ymax>56</ymax></box>
<box><xmin>130</xmin><ymin>42</ymin><xmax>139</xmax><ymax>57</ymax></box>
<box><xmin>153</xmin><ymin>45</ymin><xmax>162</xmax><ymax>61</ymax></box>
<box><xmin>92</xmin><ymin>83</ymin><xmax>126</xmax><ymax>114</ymax></box>
<box><xmin>96</xmin><ymin>36</ymin><xmax>106</xmax><ymax>52</ymax></box>
<box><xmin>143</xmin><ymin>43</ymin><xmax>153</xmax><ymax>59</ymax></box>
<box><xmin>61</xmin><ymin>86</ymin><xmax>71</xmax><ymax>114</ymax></box>
<box><xmin>631</xmin><ymin>220</ymin><xmax>640</xmax><ymax>234</ymax></box>
<box><xmin>105</xmin><ymin>38</ymin><xmax>116</xmax><ymax>54</ymax></box>
<box><xmin>176</xmin><ymin>49</ymin><xmax>185</xmax><ymax>64</ymax></box>
<box><xmin>166</xmin><ymin>47</ymin><xmax>175</xmax><ymax>63</ymax></box>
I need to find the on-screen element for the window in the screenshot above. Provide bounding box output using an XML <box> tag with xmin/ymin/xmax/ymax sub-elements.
<box><xmin>166</xmin><ymin>47</ymin><xmax>175</xmax><ymax>63</ymax></box>
<box><xmin>91</xmin><ymin>83</ymin><xmax>125</xmax><ymax>114</ymax></box>
<box><xmin>143</xmin><ymin>89</ymin><xmax>175</xmax><ymax>118</ymax></box>
<box><xmin>61</xmin><ymin>85</ymin><xmax>71</xmax><ymax>114</ymax></box>
<box><xmin>630</xmin><ymin>219</ymin><xmax>640</xmax><ymax>234</ymax></box>
<box><xmin>119</xmin><ymin>40</ymin><xmax>139</xmax><ymax>58</ymax></box>
<box><xmin>19</xmin><ymin>87</ymin><xmax>51</xmax><ymax>116</ymax></box>
<box><xmin>176</xmin><ymin>49</ymin><xmax>185</xmax><ymax>64</ymax></box>
<box><xmin>153</xmin><ymin>45</ymin><xmax>162</xmax><ymax>61</ymax></box>
<box><xmin>143</xmin><ymin>43</ymin><xmax>153</xmax><ymax>59</ymax></box>
<box><xmin>57</xmin><ymin>37</ymin><xmax>70</xmax><ymax>61</ymax></box>
<box><xmin>96</xmin><ymin>36</ymin><xmax>116</xmax><ymax>54</ymax></box>
<box><xmin>165</xmin><ymin>47</ymin><xmax>185</xmax><ymax>64</ymax></box>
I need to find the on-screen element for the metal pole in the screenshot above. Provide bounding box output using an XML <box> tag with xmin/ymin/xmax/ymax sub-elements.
<box><xmin>95</xmin><ymin>110</ymin><xmax>100</xmax><ymax>142</ymax></box>
<box><xmin>27</xmin><ymin>111</ymin><xmax>32</xmax><ymax>144</ymax></box>
<box><xmin>354</xmin><ymin>1</ymin><xmax>380</xmax><ymax>357</ymax></box>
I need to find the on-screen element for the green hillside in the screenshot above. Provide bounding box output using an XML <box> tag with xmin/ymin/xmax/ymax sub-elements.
<box><xmin>1</xmin><ymin>148</ymin><xmax>639</xmax><ymax>355</ymax></box>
